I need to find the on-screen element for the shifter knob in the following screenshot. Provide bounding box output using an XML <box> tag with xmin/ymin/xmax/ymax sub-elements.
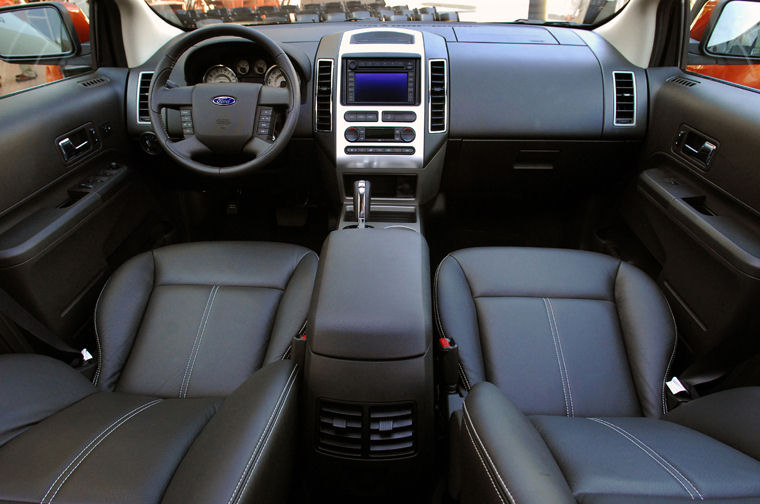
<box><xmin>353</xmin><ymin>180</ymin><xmax>370</xmax><ymax>229</ymax></box>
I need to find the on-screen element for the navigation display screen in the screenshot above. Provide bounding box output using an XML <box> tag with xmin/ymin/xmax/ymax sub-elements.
<box><xmin>353</xmin><ymin>72</ymin><xmax>409</xmax><ymax>103</ymax></box>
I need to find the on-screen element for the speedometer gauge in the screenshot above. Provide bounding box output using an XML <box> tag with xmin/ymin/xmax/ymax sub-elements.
<box><xmin>264</xmin><ymin>65</ymin><xmax>287</xmax><ymax>88</ymax></box>
<box><xmin>203</xmin><ymin>65</ymin><xmax>238</xmax><ymax>83</ymax></box>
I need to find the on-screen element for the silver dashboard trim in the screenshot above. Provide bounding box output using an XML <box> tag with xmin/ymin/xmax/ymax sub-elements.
<box><xmin>136</xmin><ymin>71</ymin><xmax>154</xmax><ymax>125</ymax></box>
<box><xmin>428</xmin><ymin>58</ymin><xmax>448</xmax><ymax>134</ymax></box>
<box><xmin>612</xmin><ymin>71</ymin><xmax>636</xmax><ymax>127</ymax></box>
<box><xmin>314</xmin><ymin>58</ymin><xmax>334</xmax><ymax>132</ymax></box>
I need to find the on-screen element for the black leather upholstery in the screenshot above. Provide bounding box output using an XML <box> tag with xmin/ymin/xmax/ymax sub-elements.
<box><xmin>0</xmin><ymin>241</ymin><xmax>316</xmax><ymax>503</ymax></box>
<box><xmin>439</xmin><ymin>248</ymin><xmax>760</xmax><ymax>503</ymax></box>
<box><xmin>435</xmin><ymin>247</ymin><xmax>676</xmax><ymax>418</ymax></box>
<box><xmin>94</xmin><ymin>241</ymin><xmax>317</xmax><ymax>396</ymax></box>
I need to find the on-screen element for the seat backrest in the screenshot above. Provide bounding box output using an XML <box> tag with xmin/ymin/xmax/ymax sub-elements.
<box><xmin>435</xmin><ymin>247</ymin><xmax>676</xmax><ymax>418</ymax></box>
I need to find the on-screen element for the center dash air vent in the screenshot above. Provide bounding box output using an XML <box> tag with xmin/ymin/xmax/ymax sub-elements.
<box><xmin>613</xmin><ymin>71</ymin><xmax>636</xmax><ymax>127</ymax></box>
<box><xmin>137</xmin><ymin>72</ymin><xmax>154</xmax><ymax>124</ymax></box>
<box><xmin>315</xmin><ymin>59</ymin><xmax>334</xmax><ymax>132</ymax></box>
<box><xmin>429</xmin><ymin>59</ymin><xmax>447</xmax><ymax>133</ymax></box>
<box><xmin>369</xmin><ymin>404</ymin><xmax>415</xmax><ymax>458</ymax></box>
<box><xmin>318</xmin><ymin>401</ymin><xmax>363</xmax><ymax>457</ymax></box>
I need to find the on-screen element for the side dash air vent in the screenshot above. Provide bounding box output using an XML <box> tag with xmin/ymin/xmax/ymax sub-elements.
<box><xmin>78</xmin><ymin>76</ymin><xmax>110</xmax><ymax>88</ymax></box>
<box><xmin>317</xmin><ymin>401</ymin><xmax>363</xmax><ymax>457</ymax></box>
<box><xmin>666</xmin><ymin>75</ymin><xmax>699</xmax><ymax>88</ymax></box>
<box><xmin>613</xmin><ymin>71</ymin><xmax>636</xmax><ymax>126</ymax></box>
<box><xmin>315</xmin><ymin>59</ymin><xmax>334</xmax><ymax>132</ymax></box>
<box><xmin>429</xmin><ymin>59</ymin><xmax>447</xmax><ymax>133</ymax></box>
<box><xmin>369</xmin><ymin>404</ymin><xmax>415</xmax><ymax>458</ymax></box>
<box><xmin>137</xmin><ymin>72</ymin><xmax>154</xmax><ymax>124</ymax></box>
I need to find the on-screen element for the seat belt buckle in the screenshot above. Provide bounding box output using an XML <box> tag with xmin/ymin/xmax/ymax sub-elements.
<box><xmin>437</xmin><ymin>336</ymin><xmax>459</xmax><ymax>394</ymax></box>
<box><xmin>666</xmin><ymin>376</ymin><xmax>692</xmax><ymax>409</ymax></box>
<box><xmin>81</xmin><ymin>348</ymin><xmax>93</xmax><ymax>363</ymax></box>
<box><xmin>291</xmin><ymin>333</ymin><xmax>307</xmax><ymax>368</ymax></box>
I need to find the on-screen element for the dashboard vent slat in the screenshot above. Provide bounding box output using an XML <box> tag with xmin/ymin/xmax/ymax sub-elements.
<box><xmin>137</xmin><ymin>72</ymin><xmax>154</xmax><ymax>124</ymax></box>
<box><xmin>429</xmin><ymin>59</ymin><xmax>447</xmax><ymax>133</ymax></box>
<box><xmin>78</xmin><ymin>76</ymin><xmax>110</xmax><ymax>88</ymax></box>
<box><xmin>613</xmin><ymin>71</ymin><xmax>636</xmax><ymax>127</ymax></box>
<box><xmin>368</xmin><ymin>404</ymin><xmax>415</xmax><ymax>458</ymax></box>
<box><xmin>666</xmin><ymin>75</ymin><xmax>700</xmax><ymax>88</ymax></box>
<box><xmin>315</xmin><ymin>59</ymin><xmax>334</xmax><ymax>132</ymax></box>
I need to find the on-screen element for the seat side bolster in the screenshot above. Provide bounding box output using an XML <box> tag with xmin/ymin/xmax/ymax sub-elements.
<box><xmin>94</xmin><ymin>251</ymin><xmax>156</xmax><ymax>391</ymax></box>
<box><xmin>162</xmin><ymin>360</ymin><xmax>299</xmax><ymax>504</ymax></box>
<box><xmin>263</xmin><ymin>250</ymin><xmax>319</xmax><ymax>364</ymax></box>
<box><xmin>666</xmin><ymin>387</ymin><xmax>760</xmax><ymax>461</ymax></box>
<box><xmin>459</xmin><ymin>382</ymin><xmax>575</xmax><ymax>504</ymax></box>
<box><xmin>435</xmin><ymin>254</ymin><xmax>485</xmax><ymax>388</ymax></box>
<box><xmin>614</xmin><ymin>262</ymin><xmax>677</xmax><ymax>419</ymax></box>
<box><xmin>0</xmin><ymin>354</ymin><xmax>96</xmax><ymax>447</ymax></box>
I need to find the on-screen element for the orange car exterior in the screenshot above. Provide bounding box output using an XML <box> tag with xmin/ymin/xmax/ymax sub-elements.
<box><xmin>687</xmin><ymin>0</ymin><xmax>760</xmax><ymax>90</ymax></box>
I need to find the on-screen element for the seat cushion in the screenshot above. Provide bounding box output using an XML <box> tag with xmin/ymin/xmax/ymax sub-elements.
<box><xmin>0</xmin><ymin>355</ymin><xmax>298</xmax><ymax>504</ymax></box>
<box><xmin>435</xmin><ymin>247</ymin><xmax>676</xmax><ymax>418</ymax></box>
<box><xmin>94</xmin><ymin>241</ymin><xmax>317</xmax><ymax>397</ymax></box>
<box><xmin>531</xmin><ymin>415</ymin><xmax>760</xmax><ymax>502</ymax></box>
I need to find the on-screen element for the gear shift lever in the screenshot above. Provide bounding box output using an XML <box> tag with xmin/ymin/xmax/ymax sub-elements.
<box><xmin>353</xmin><ymin>180</ymin><xmax>370</xmax><ymax>229</ymax></box>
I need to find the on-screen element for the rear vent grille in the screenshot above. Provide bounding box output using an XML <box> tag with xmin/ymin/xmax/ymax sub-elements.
<box><xmin>666</xmin><ymin>75</ymin><xmax>699</xmax><ymax>88</ymax></box>
<box><xmin>429</xmin><ymin>59</ymin><xmax>447</xmax><ymax>133</ymax></box>
<box><xmin>316</xmin><ymin>401</ymin><xmax>416</xmax><ymax>459</ymax></box>
<box><xmin>368</xmin><ymin>404</ymin><xmax>415</xmax><ymax>458</ymax></box>
<box><xmin>137</xmin><ymin>72</ymin><xmax>154</xmax><ymax>124</ymax></box>
<box><xmin>613</xmin><ymin>71</ymin><xmax>636</xmax><ymax>126</ymax></box>
<box><xmin>318</xmin><ymin>401</ymin><xmax>363</xmax><ymax>457</ymax></box>
<box><xmin>78</xmin><ymin>76</ymin><xmax>110</xmax><ymax>88</ymax></box>
<box><xmin>315</xmin><ymin>59</ymin><xmax>333</xmax><ymax>132</ymax></box>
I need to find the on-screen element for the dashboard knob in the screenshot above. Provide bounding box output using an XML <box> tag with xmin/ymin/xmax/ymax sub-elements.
<box><xmin>345</xmin><ymin>127</ymin><xmax>360</xmax><ymax>142</ymax></box>
<box><xmin>349</xmin><ymin>61</ymin><xmax>357</xmax><ymax>70</ymax></box>
<box><xmin>400</xmin><ymin>127</ymin><xmax>415</xmax><ymax>143</ymax></box>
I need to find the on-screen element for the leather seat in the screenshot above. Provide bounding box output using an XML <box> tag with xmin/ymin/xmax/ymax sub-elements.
<box><xmin>436</xmin><ymin>247</ymin><xmax>760</xmax><ymax>503</ymax></box>
<box><xmin>0</xmin><ymin>241</ymin><xmax>317</xmax><ymax>503</ymax></box>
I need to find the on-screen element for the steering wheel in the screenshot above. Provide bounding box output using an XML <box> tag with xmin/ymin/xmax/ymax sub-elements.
<box><xmin>149</xmin><ymin>24</ymin><xmax>300</xmax><ymax>177</ymax></box>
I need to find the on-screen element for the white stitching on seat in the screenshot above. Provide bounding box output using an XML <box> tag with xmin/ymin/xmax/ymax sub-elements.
<box><xmin>463</xmin><ymin>404</ymin><xmax>516</xmax><ymax>504</ymax></box>
<box><xmin>91</xmin><ymin>276</ymin><xmax>112</xmax><ymax>387</ymax></box>
<box><xmin>182</xmin><ymin>285</ymin><xmax>220</xmax><ymax>398</ymax></box>
<box><xmin>662</xmin><ymin>298</ymin><xmax>678</xmax><ymax>415</ymax></box>
<box><xmin>42</xmin><ymin>399</ymin><xmax>162</xmax><ymax>504</ymax></box>
<box><xmin>179</xmin><ymin>286</ymin><xmax>217</xmax><ymax>398</ymax></box>
<box><xmin>547</xmin><ymin>298</ymin><xmax>574</xmax><ymax>417</ymax></box>
<box><xmin>543</xmin><ymin>298</ymin><xmax>570</xmax><ymax>417</ymax></box>
<box><xmin>226</xmin><ymin>365</ymin><xmax>298</xmax><ymax>504</ymax></box>
<box><xmin>589</xmin><ymin>418</ymin><xmax>703</xmax><ymax>500</ymax></box>
<box><xmin>233</xmin><ymin>366</ymin><xmax>299</xmax><ymax>504</ymax></box>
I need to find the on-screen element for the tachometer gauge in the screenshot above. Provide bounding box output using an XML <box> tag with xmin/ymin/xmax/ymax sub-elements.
<box><xmin>236</xmin><ymin>59</ymin><xmax>250</xmax><ymax>76</ymax></box>
<box><xmin>264</xmin><ymin>65</ymin><xmax>287</xmax><ymax>88</ymax></box>
<box><xmin>202</xmin><ymin>65</ymin><xmax>238</xmax><ymax>83</ymax></box>
<box><xmin>253</xmin><ymin>59</ymin><xmax>268</xmax><ymax>75</ymax></box>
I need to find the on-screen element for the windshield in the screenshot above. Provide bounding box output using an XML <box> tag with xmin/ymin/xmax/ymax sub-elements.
<box><xmin>145</xmin><ymin>0</ymin><xmax>630</xmax><ymax>29</ymax></box>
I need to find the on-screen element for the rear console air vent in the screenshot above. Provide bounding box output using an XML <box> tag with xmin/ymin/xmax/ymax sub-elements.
<box><xmin>429</xmin><ymin>59</ymin><xmax>447</xmax><ymax>133</ymax></box>
<box><xmin>137</xmin><ymin>72</ymin><xmax>154</xmax><ymax>124</ymax></box>
<box><xmin>318</xmin><ymin>401</ymin><xmax>363</xmax><ymax>457</ymax></box>
<box><xmin>78</xmin><ymin>76</ymin><xmax>110</xmax><ymax>88</ymax></box>
<box><xmin>666</xmin><ymin>75</ymin><xmax>700</xmax><ymax>88</ymax></box>
<box><xmin>613</xmin><ymin>71</ymin><xmax>636</xmax><ymax>127</ymax></box>
<box><xmin>317</xmin><ymin>401</ymin><xmax>416</xmax><ymax>459</ymax></box>
<box><xmin>315</xmin><ymin>59</ymin><xmax>334</xmax><ymax>132</ymax></box>
<box><xmin>368</xmin><ymin>404</ymin><xmax>415</xmax><ymax>458</ymax></box>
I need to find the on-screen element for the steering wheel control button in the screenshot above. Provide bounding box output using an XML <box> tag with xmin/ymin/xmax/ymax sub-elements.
<box><xmin>256</xmin><ymin>107</ymin><xmax>274</xmax><ymax>136</ymax></box>
<box><xmin>382</xmin><ymin>111</ymin><xmax>416</xmax><ymax>122</ymax></box>
<box><xmin>180</xmin><ymin>108</ymin><xmax>194</xmax><ymax>136</ymax></box>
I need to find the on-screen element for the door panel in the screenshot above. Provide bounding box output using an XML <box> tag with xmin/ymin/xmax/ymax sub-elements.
<box><xmin>630</xmin><ymin>67</ymin><xmax>760</xmax><ymax>359</ymax></box>
<box><xmin>0</xmin><ymin>69</ymin><xmax>169</xmax><ymax>346</ymax></box>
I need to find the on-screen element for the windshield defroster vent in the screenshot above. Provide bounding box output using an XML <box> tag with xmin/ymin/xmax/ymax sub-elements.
<box><xmin>315</xmin><ymin>59</ymin><xmax>333</xmax><ymax>132</ymax></box>
<box><xmin>137</xmin><ymin>72</ymin><xmax>154</xmax><ymax>124</ymax></box>
<box><xmin>429</xmin><ymin>59</ymin><xmax>447</xmax><ymax>133</ymax></box>
<box><xmin>613</xmin><ymin>71</ymin><xmax>636</xmax><ymax>127</ymax></box>
<box><xmin>667</xmin><ymin>75</ymin><xmax>700</xmax><ymax>88</ymax></box>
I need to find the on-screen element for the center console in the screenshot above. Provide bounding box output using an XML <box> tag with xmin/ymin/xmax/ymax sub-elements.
<box><xmin>313</xmin><ymin>28</ymin><xmax>449</xmax><ymax>232</ymax></box>
<box><xmin>303</xmin><ymin>228</ymin><xmax>434</xmax><ymax>497</ymax></box>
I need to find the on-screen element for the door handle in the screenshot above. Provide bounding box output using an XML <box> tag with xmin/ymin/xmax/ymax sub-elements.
<box><xmin>58</xmin><ymin>137</ymin><xmax>89</xmax><ymax>161</ymax></box>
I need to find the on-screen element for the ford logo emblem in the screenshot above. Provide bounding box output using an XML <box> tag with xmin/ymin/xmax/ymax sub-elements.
<box><xmin>212</xmin><ymin>96</ymin><xmax>236</xmax><ymax>106</ymax></box>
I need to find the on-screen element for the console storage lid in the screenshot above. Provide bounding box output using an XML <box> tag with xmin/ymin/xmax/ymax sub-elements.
<box><xmin>308</xmin><ymin>229</ymin><xmax>431</xmax><ymax>360</ymax></box>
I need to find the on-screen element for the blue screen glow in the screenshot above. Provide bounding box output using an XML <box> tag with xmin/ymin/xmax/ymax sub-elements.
<box><xmin>354</xmin><ymin>72</ymin><xmax>409</xmax><ymax>103</ymax></box>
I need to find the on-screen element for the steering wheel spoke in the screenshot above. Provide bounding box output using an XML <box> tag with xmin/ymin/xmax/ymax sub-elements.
<box><xmin>170</xmin><ymin>135</ymin><xmax>213</xmax><ymax>158</ymax></box>
<box><xmin>244</xmin><ymin>136</ymin><xmax>274</xmax><ymax>157</ymax></box>
<box><xmin>151</xmin><ymin>85</ymin><xmax>194</xmax><ymax>111</ymax></box>
<box><xmin>258</xmin><ymin>86</ymin><xmax>290</xmax><ymax>107</ymax></box>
